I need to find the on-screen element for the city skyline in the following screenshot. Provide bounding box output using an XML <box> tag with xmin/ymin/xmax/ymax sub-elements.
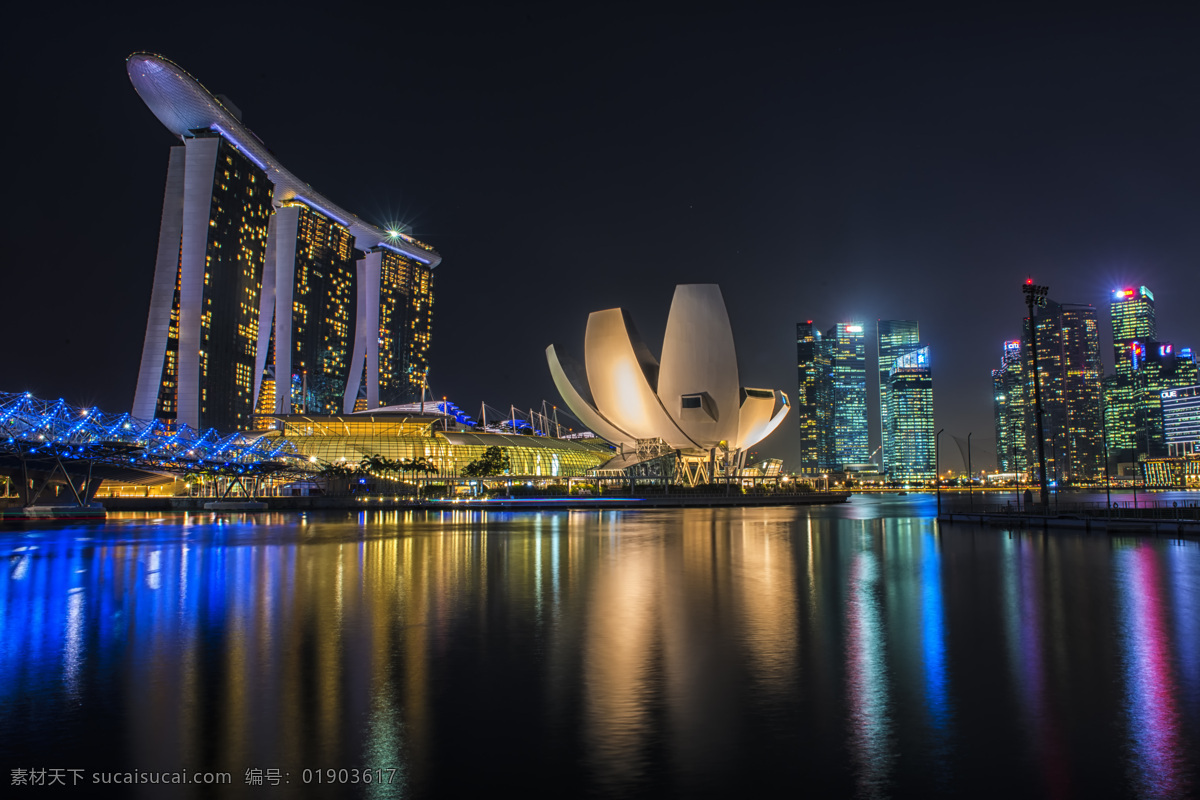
<box><xmin>3</xmin><ymin>7</ymin><xmax>1199</xmax><ymax>470</ymax></box>
<box><xmin>988</xmin><ymin>282</ymin><xmax>1197</xmax><ymax>485</ymax></box>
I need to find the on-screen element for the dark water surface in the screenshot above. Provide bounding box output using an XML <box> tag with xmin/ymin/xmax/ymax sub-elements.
<box><xmin>2</xmin><ymin>496</ymin><xmax>1198</xmax><ymax>798</ymax></box>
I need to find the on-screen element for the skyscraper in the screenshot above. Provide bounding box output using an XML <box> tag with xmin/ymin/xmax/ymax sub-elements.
<box><xmin>344</xmin><ymin>248</ymin><xmax>436</xmax><ymax>410</ymax></box>
<box><xmin>991</xmin><ymin>340</ymin><xmax>1026</xmax><ymax>474</ymax></box>
<box><xmin>827</xmin><ymin>322</ymin><xmax>868</xmax><ymax>470</ymax></box>
<box><xmin>878</xmin><ymin>320</ymin><xmax>920</xmax><ymax>474</ymax></box>
<box><xmin>1111</xmin><ymin>286</ymin><xmax>1157</xmax><ymax>365</ymax></box>
<box><xmin>128</xmin><ymin>53</ymin><xmax>441</xmax><ymax>431</ymax></box>
<box><xmin>1107</xmin><ymin>286</ymin><xmax>1156</xmax><ymax>453</ymax></box>
<box><xmin>1131</xmin><ymin>342</ymin><xmax>1199</xmax><ymax>459</ymax></box>
<box><xmin>133</xmin><ymin>133</ymin><xmax>274</xmax><ymax>432</ymax></box>
<box><xmin>795</xmin><ymin>321</ymin><xmax>828</xmax><ymax>475</ymax></box>
<box><xmin>799</xmin><ymin>318</ymin><xmax>924</xmax><ymax>476</ymax></box>
<box><xmin>1162</xmin><ymin>383</ymin><xmax>1200</xmax><ymax>459</ymax></box>
<box><xmin>259</xmin><ymin>201</ymin><xmax>357</xmax><ymax>416</ymax></box>
<box><xmin>885</xmin><ymin>346</ymin><xmax>935</xmax><ymax>480</ymax></box>
<box><xmin>1025</xmin><ymin>300</ymin><xmax>1105</xmax><ymax>484</ymax></box>
<box><xmin>1104</xmin><ymin>286</ymin><xmax>1197</xmax><ymax>469</ymax></box>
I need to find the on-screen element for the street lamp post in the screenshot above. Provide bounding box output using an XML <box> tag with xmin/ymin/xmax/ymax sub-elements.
<box><xmin>1051</xmin><ymin>434</ymin><xmax>1059</xmax><ymax>515</ymax></box>
<box><xmin>1022</xmin><ymin>280</ymin><xmax>1051</xmax><ymax>511</ymax></box>
<box><xmin>936</xmin><ymin>428</ymin><xmax>944</xmax><ymax>518</ymax></box>
<box><xmin>967</xmin><ymin>431</ymin><xmax>973</xmax><ymax>512</ymax></box>
<box><xmin>1011</xmin><ymin>419</ymin><xmax>1020</xmax><ymax>512</ymax></box>
<box><xmin>1103</xmin><ymin>413</ymin><xmax>1111</xmax><ymax>515</ymax></box>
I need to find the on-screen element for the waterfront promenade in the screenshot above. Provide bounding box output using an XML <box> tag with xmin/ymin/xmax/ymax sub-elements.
<box><xmin>96</xmin><ymin>489</ymin><xmax>852</xmax><ymax>513</ymax></box>
<box><xmin>939</xmin><ymin>499</ymin><xmax>1200</xmax><ymax>535</ymax></box>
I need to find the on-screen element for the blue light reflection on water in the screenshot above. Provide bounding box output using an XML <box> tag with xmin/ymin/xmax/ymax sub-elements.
<box><xmin>920</xmin><ymin>530</ymin><xmax>950</xmax><ymax>753</ymax></box>
<box><xmin>2</xmin><ymin>505</ymin><xmax>1200</xmax><ymax>798</ymax></box>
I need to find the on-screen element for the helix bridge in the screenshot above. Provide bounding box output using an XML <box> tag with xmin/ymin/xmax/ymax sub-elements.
<box><xmin>0</xmin><ymin>391</ymin><xmax>309</xmax><ymax>508</ymax></box>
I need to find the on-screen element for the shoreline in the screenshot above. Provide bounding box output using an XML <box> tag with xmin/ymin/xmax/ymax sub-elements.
<box><xmin>90</xmin><ymin>492</ymin><xmax>852</xmax><ymax>513</ymax></box>
<box><xmin>938</xmin><ymin>511</ymin><xmax>1200</xmax><ymax>536</ymax></box>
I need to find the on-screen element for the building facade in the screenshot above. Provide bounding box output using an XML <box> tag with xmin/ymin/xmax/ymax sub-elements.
<box><xmin>1025</xmin><ymin>300</ymin><xmax>1105</xmax><ymax>484</ymax></box>
<box><xmin>1106</xmin><ymin>286</ymin><xmax>1157</xmax><ymax>455</ymax></box>
<box><xmin>547</xmin><ymin>285</ymin><xmax>791</xmax><ymax>483</ymax></box>
<box><xmin>128</xmin><ymin>53</ymin><xmax>441</xmax><ymax>432</ymax></box>
<box><xmin>260</xmin><ymin>202</ymin><xmax>357</xmax><ymax>416</ymax></box>
<box><xmin>885</xmin><ymin>345</ymin><xmax>935</xmax><ymax>481</ymax></box>
<box><xmin>799</xmin><ymin>318</ymin><xmax>929</xmax><ymax>477</ymax></box>
<box><xmin>991</xmin><ymin>340</ymin><xmax>1026</xmax><ymax>474</ymax></box>
<box><xmin>1103</xmin><ymin>286</ymin><xmax>1198</xmax><ymax>470</ymax></box>
<box><xmin>1132</xmin><ymin>344</ymin><xmax>1199</xmax><ymax>459</ymax></box>
<box><xmin>1145</xmin><ymin>381</ymin><xmax>1200</xmax><ymax>489</ymax></box>
<box><xmin>827</xmin><ymin>322</ymin><xmax>868</xmax><ymax>470</ymax></box>
<box><xmin>795</xmin><ymin>322</ymin><xmax>828</xmax><ymax>475</ymax></box>
<box><xmin>133</xmin><ymin>134</ymin><xmax>274</xmax><ymax>433</ymax></box>
<box><xmin>878</xmin><ymin>320</ymin><xmax>920</xmax><ymax>474</ymax></box>
<box><xmin>1162</xmin><ymin>384</ymin><xmax>1200</xmax><ymax>458</ymax></box>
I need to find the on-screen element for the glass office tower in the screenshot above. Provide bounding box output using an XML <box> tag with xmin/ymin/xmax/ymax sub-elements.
<box><xmin>1107</xmin><ymin>286</ymin><xmax>1157</xmax><ymax>452</ymax></box>
<box><xmin>1132</xmin><ymin>343</ymin><xmax>1199</xmax><ymax>459</ymax></box>
<box><xmin>1162</xmin><ymin>384</ymin><xmax>1200</xmax><ymax>458</ymax></box>
<box><xmin>1026</xmin><ymin>300</ymin><xmax>1105</xmax><ymax>483</ymax></box>
<box><xmin>992</xmin><ymin>340</ymin><xmax>1026</xmax><ymax>474</ymax></box>
<box><xmin>878</xmin><ymin>320</ymin><xmax>920</xmax><ymax>475</ymax></box>
<box><xmin>827</xmin><ymin>322</ymin><xmax>868</xmax><ymax>470</ymax></box>
<box><xmin>1112</xmin><ymin>286</ymin><xmax>1157</xmax><ymax>369</ymax></box>
<box><xmin>885</xmin><ymin>346</ymin><xmax>935</xmax><ymax>481</ymax></box>
<box><xmin>795</xmin><ymin>321</ymin><xmax>829</xmax><ymax>475</ymax></box>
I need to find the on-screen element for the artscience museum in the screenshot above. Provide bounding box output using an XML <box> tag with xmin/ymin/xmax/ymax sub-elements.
<box><xmin>547</xmin><ymin>285</ymin><xmax>789</xmax><ymax>484</ymax></box>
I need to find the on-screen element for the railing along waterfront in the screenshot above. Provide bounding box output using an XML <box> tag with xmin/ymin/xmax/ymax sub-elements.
<box><xmin>960</xmin><ymin>499</ymin><xmax>1200</xmax><ymax>522</ymax></box>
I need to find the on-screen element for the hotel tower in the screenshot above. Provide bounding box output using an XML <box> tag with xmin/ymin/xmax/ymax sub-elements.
<box><xmin>127</xmin><ymin>53</ymin><xmax>441</xmax><ymax>432</ymax></box>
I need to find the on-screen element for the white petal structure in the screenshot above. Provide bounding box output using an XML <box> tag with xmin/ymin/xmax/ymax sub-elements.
<box><xmin>660</xmin><ymin>285</ymin><xmax>741</xmax><ymax>447</ymax></box>
<box><xmin>546</xmin><ymin>284</ymin><xmax>790</xmax><ymax>455</ymax></box>
<box><xmin>735</xmin><ymin>388</ymin><xmax>791</xmax><ymax>450</ymax></box>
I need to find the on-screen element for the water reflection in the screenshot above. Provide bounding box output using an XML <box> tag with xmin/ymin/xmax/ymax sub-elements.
<box><xmin>1117</xmin><ymin>542</ymin><xmax>1191</xmax><ymax>799</ymax></box>
<box><xmin>920</xmin><ymin>530</ymin><xmax>951</xmax><ymax>760</ymax></box>
<box><xmin>1002</xmin><ymin>533</ymin><xmax>1071</xmax><ymax>797</ymax></box>
<box><xmin>1</xmin><ymin>508</ymin><xmax>1199</xmax><ymax>798</ymax></box>
<box><xmin>845</xmin><ymin>534</ymin><xmax>893</xmax><ymax>797</ymax></box>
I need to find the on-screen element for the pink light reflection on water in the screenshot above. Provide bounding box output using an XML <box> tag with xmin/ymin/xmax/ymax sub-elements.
<box><xmin>1120</xmin><ymin>543</ymin><xmax>1190</xmax><ymax>800</ymax></box>
<box><xmin>1002</xmin><ymin>536</ymin><xmax>1071</xmax><ymax>797</ymax></box>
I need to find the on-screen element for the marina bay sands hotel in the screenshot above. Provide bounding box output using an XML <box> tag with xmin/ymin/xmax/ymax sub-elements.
<box><xmin>127</xmin><ymin>53</ymin><xmax>441</xmax><ymax>432</ymax></box>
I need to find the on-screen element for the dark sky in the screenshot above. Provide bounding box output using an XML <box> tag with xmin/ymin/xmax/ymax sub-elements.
<box><xmin>4</xmin><ymin>4</ymin><xmax>1199</xmax><ymax>470</ymax></box>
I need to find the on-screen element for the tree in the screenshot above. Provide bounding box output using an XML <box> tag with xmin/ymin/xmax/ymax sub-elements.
<box><xmin>462</xmin><ymin>446</ymin><xmax>509</xmax><ymax>478</ymax></box>
<box><xmin>408</xmin><ymin>457</ymin><xmax>438</xmax><ymax>477</ymax></box>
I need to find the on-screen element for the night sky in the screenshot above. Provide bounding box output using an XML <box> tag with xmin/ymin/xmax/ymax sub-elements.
<box><xmin>4</xmin><ymin>5</ymin><xmax>1198</xmax><ymax>470</ymax></box>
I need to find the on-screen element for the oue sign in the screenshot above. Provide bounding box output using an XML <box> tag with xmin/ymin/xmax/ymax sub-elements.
<box><xmin>1162</xmin><ymin>390</ymin><xmax>1177</xmax><ymax>399</ymax></box>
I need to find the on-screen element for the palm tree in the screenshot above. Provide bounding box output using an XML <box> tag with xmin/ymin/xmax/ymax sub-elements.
<box><xmin>401</xmin><ymin>457</ymin><xmax>436</xmax><ymax>497</ymax></box>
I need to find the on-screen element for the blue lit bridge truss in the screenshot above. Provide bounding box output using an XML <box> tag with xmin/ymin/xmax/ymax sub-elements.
<box><xmin>0</xmin><ymin>391</ymin><xmax>309</xmax><ymax>507</ymax></box>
